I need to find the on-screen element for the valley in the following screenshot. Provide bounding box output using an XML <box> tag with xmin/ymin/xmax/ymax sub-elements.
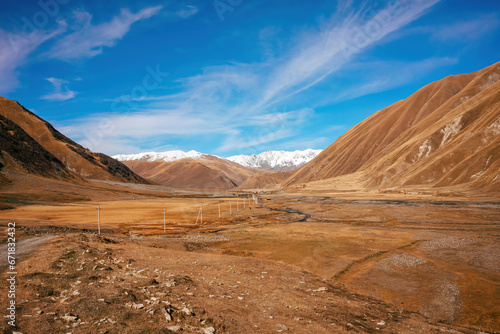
<box><xmin>1</xmin><ymin>186</ymin><xmax>498</xmax><ymax>333</ymax></box>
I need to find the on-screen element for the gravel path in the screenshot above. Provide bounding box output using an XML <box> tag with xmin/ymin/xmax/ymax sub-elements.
<box><xmin>0</xmin><ymin>235</ymin><xmax>55</xmax><ymax>270</ymax></box>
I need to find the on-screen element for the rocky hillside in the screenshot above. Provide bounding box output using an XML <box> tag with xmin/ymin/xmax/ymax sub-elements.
<box><xmin>123</xmin><ymin>156</ymin><xmax>263</xmax><ymax>190</ymax></box>
<box><xmin>237</xmin><ymin>170</ymin><xmax>294</xmax><ymax>190</ymax></box>
<box><xmin>0</xmin><ymin>96</ymin><xmax>150</xmax><ymax>184</ymax></box>
<box><xmin>285</xmin><ymin>62</ymin><xmax>500</xmax><ymax>193</ymax></box>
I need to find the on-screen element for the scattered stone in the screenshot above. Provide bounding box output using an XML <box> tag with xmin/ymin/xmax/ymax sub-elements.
<box><xmin>161</xmin><ymin>307</ymin><xmax>173</xmax><ymax>322</ymax></box>
<box><xmin>377</xmin><ymin>320</ymin><xmax>386</xmax><ymax>326</ymax></box>
<box><xmin>181</xmin><ymin>307</ymin><xmax>193</xmax><ymax>316</ymax></box>
<box><xmin>203</xmin><ymin>327</ymin><xmax>216</xmax><ymax>334</ymax></box>
<box><xmin>132</xmin><ymin>303</ymin><xmax>144</xmax><ymax>310</ymax></box>
<box><xmin>61</xmin><ymin>313</ymin><xmax>79</xmax><ymax>322</ymax></box>
<box><xmin>279</xmin><ymin>324</ymin><xmax>289</xmax><ymax>330</ymax></box>
<box><xmin>166</xmin><ymin>326</ymin><xmax>181</xmax><ymax>332</ymax></box>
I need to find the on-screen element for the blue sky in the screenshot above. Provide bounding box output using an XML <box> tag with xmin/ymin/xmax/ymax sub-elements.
<box><xmin>1</xmin><ymin>0</ymin><xmax>499</xmax><ymax>157</ymax></box>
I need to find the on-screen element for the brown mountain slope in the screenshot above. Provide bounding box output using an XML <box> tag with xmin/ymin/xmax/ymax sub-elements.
<box><xmin>123</xmin><ymin>156</ymin><xmax>263</xmax><ymax>190</ymax></box>
<box><xmin>237</xmin><ymin>170</ymin><xmax>294</xmax><ymax>190</ymax></box>
<box><xmin>284</xmin><ymin>62</ymin><xmax>500</xmax><ymax>193</ymax></box>
<box><xmin>0</xmin><ymin>113</ymin><xmax>74</xmax><ymax>181</ymax></box>
<box><xmin>0</xmin><ymin>96</ymin><xmax>149</xmax><ymax>184</ymax></box>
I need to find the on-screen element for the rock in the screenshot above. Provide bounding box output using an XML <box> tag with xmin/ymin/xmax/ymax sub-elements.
<box><xmin>181</xmin><ymin>307</ymin><xmax>193</xmax><ymax>316</ymax></box>
<box><xmin>92</xmin><ymin>264</ymin><xmax>113</xmax><ymax>270</ymax></box>
<box><xmin>377</xmin><ymin>320</ymin><xmax>386</xmax><ymax>326</ymax></box>
<box><xmin>61</xmin><ymin>313</ymin><xmax>79</xmax><ymax>322</ymax></box>
<box><xmin>314</xmin><ymin>287</ymin><xmax>328</xmax><ymax>292</ymax></box>
<box><xmin>203</xmin><ymin>327</ymin><xmax>216</xmax><ymax>334</ymax></box>
<box><xmin>161</xmin><ymin>307</ymin><xmax>173</xmax><ymax>322</ymax></box>
<box><xmin>166</xmin><ymin>326</ymin><xmax>181</xmax><ymax>332</ymax></box>
<box><xmin>279</xmin><ymin>324</ymin><xmax>289</xmax><ymax>330</ymax></box>
<box><xmin>132</xmin><ymin>303</ymin><xmax>144</xmax><ymax>310</ymax></box>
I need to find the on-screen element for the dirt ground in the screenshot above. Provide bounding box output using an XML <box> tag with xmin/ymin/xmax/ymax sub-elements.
<box><xmin>0</xmin><ymin>190</ymin><xmax>499</xmax><ymax>333</ymax></box>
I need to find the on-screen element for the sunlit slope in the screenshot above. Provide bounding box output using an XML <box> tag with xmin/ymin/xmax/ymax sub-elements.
<box><xmin>285</xmin><ymin>62</ymin><xmax>500</xmax><ymax>192</ymax></box>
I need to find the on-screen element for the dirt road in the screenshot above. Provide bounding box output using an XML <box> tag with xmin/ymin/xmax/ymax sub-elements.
<box><xmin>0</xmin><ymin>235</ymin><xmax>55</xmax><ymax>270</ymax></box>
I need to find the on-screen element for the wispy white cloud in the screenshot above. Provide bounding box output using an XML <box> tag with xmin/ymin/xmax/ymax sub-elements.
<box><xmin>247</xmin><ymin>108</ymin><xmax>314</xmax><ymax>127</ymax></box>
<box><xmin>278</xmin><ymin>136</ymin><xmax>330</xmax><ymax>151</ymax></box>
<box><xmin>41</xmin><ymin>77</ymin><xmax>76</xmax><ymax>101</ymax></box>
<box><xmin>386</xmin><ymin>14</ymin><xmax>500</xmax><ymax>44</ymax></box>
<box><xmin>431</xmin><ymin>14</ymin><xmax>499</xmax><ymax>42</ymax></box>
<box><xmin>47</xmin><ymin>6</ymin><xmax>162</xmax><ymax>61</ymax></box>
<box><xmin>255</xmin><ymin>0</ymin><xmax>442</xmax><ymax>109</ymax></box>
<box><xmin>218</xmin><ymin>129</ymin><xmax>294</xmax><ymax>152</ymax></box>
<box><xmin>217</xmin><ymin>108</ymin><xmax>314</xmax><ymax>152</ymax></box>
<box><xmin>0</xmin><ymin>23</ymin><xmax>65</xmax><ymax>94</ymax></box>
<box><xmin>0</xmin><ymin>5</ymin><xmax>164</xmax><ymax>94</ymax></box>
<box><xmin>324</xmin><ymin>57</ymin><xmax>459</xmax><ymax>103</ymax></box>
<box><xmin>175</xmin><ymin>5</ymin><xmax>199</xmax><ymax>18</ymax></box>
<box><xmin>66</xmin><ymin>0</ymin><xmax>444</xmax><ymax>155</ymax></box>
<box><xmin>323</xmin><ymin>124</ymin><xmax>347</xmax><ymax>132</ymax></box>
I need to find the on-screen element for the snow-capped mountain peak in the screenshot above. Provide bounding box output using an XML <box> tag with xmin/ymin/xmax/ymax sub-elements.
<box><xmin>226</xmin><ymin>149</ymin><xmax>322</xmax><ymax>171</ymax></box>
<box><xmin>113</xmin><ymin>150</ymin><xmax>206</xmax><ymax>162</ymax></box>
<box><xmin>113</xmin><ymin>149</ymin><xmax>322</xmax><ymax>171</ymax></box>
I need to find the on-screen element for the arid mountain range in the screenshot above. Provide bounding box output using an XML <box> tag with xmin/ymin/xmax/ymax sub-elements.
<box><xmin>114</xmin><ymin>149</ymin><xmax>322</xmax><ymax>172</ymax></box>
<box><xmin>115</xmin><ymin>149</ymin><xmax>320</xmax><ymax>189</ymax></box>
<box><xmin>0</xmin><ymin>96</ymin><xmax>149</xmax><ymax>185</ymax></box>
<box><xmin>122</xmin><ymin>156</ymin><xmax>262</xmax><ymax>190</ymax></box>
<box><xmin>0</xmin><ymin>62</ymin><xmax>499</xmax><ymax>195</ymax></box>
<box><xmin>284</xmin><ymin>61</ymin><xmax>500</xmax><ymax>194</ymax></box>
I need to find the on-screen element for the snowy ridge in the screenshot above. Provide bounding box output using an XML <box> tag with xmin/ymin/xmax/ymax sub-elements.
<box><xmin>226</xmin><ymin>149</ymin><xmax>322</xmax><ymax>171</ymax></box>
<box><xmin>113</xmin><ymin>150</ymin><xmax>206</xmax><ymax>162</ymax></box>
<box><xmin>113</xmin><ymin>149</ymin><xmax>322</xmax><ymax>172</ymax></box>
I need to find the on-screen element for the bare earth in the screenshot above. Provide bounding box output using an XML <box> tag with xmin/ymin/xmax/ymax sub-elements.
<box><xmin>0</xmin><ymin>191</ymin><xmax>499</xmax><ymax>333</ymax></box>
<box><xmin>0</xmin><ymin>236</ymin><xmax>55</xmax><ymax>270</ymax></box>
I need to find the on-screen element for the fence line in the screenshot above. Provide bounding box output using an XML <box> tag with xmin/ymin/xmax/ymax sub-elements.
<box><xmin>96</xmin><ymin>195</ymin><xmax>259</xmax><ymax>234</ymax></box>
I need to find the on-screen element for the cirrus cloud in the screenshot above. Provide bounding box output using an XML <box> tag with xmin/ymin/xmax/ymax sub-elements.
<box><xmin>41</xmin><ymin>77</ymin><xmax>76</xmax><ymax>101</ymax></box>
<box><xmin>47</xmin><ymin>6</ymin><xmax>163</xmax><ymax>61</ymax></box>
